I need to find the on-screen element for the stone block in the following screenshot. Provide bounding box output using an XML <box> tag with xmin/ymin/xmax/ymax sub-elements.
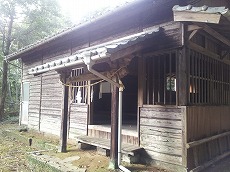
<box><xmin>97</xmin><ymin>147</ymin><xmax>110</xmax><ymax>156</ymax></box>
<box><xmin>122</xmin><ymin>153</ymin><xmax>140</xmax><ymax>164</ymax></box>
<box><xmin>78</xmin><ymin>142</ymin><xmax>94</xmax><ymax>150</ymax></box>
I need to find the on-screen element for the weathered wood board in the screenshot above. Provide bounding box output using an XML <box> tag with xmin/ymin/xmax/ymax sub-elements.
<box><xmin>68</xmin><ymin>104</ymin><xmax>88</xmax><ymax>139</ymax></box>
<box><xmin>140</xmin><ymin>106</ymin><xmax>183</xmax><ymax>165</ymax></box>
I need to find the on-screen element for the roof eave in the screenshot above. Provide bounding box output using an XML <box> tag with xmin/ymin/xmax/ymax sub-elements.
<box><xmin>28</xmin><ymin>27</ymin><xmax>161</xmax><ymax>75</ymax></box>
<box><xmin>6</xmin><ymin>0</ymin><xmax>145</xmax><ymax>61</ymax></box>
<box><xmin>173</xmin><ymin>5</ymin><xmax>230</xmax><ymax>24</ymax></box>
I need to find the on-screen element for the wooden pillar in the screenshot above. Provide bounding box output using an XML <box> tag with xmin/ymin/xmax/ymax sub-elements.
<box><xmin>109</xmin><ymin>83</ymin><xmax>118</xmax><ymax>169</ymax></box>
<box><xmin>87</xmin><ymin>81</ymin><xmax>94</xmax><ymax>125</ymax></box>
<box><xmin>178</xmin><ymin>48</ymin><xmax>188</xmax><ymax>105</ymax></box>
<box><xmin>59</xmin><ymin>71</ymin><xmax>70</xmax><ymax>152</ymax></box>
<box><xmin>178</xmin><ymin>23</ymin><xmax>188</xmax><ymax>106</ymax></box>
<box><xmin>138</xmin><ymin>56</ymin><xmax>144</xmax><ymax>146</ymax></box>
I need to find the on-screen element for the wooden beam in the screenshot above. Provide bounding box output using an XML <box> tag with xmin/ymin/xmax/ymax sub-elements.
<box><xmin>109</xmin><ymin>80</ymin><xmax>118</xmax><ymax>169</ymax></box>
<box><xmin>178</xmin><ymin>48</ymin><xmax>188</xmax><ymax>105</ymax></box>
<box><xmin>110</xmin><ymin>31</ymin><xmax>161</xmax><ymax>62</ymax></box>
<box><xmin>221</xmin><ymin>50</ymin><xmax>230</xmax><ymax>60</ymax></box>
<box><xmin>110</xmin><ymin>44</ymin><xmax>142</xmax><ymax>61</ymax></box>
<box><xmin>181</xmin><ymin>107</ymin><xmax>188</xmax><ymax>167</ymax></box>
<box><xmin>187</xmin><ymin>41</ymin><xmax>220</xmax><ymax>59</ymax></box>
<box><xmin>59</xmin><ymin>71</ymin><xmax>70</xmax><ymax>153</ymax></box>
<box><xmin>178</xmin><ymin>23</ymin><xmax>188</xmax><ymax>106</ymax></box>
<box><xmin>68</xmin><ymin>73</ymin><xmax>100</xmax><ymax>83</ymax></box>
<box><xmin>187</xmin><ymin>131</ymin><xmax>230</xmax><ymax>149</ymax></box>
<box><xmin>196</xmin><ymin>23</ymin><xmax>230</xmax><ymax>47</ymax></box>
<box><xmin>87</xmin><ymin>81</ymin><xmax>93</xmax><ymax>125</ymax></box>
<box><xmin>191</xmin><ymin>150</ymin><xmax>230</xmax><ymax>172</ymax></box>
<box><xmin>174</xmin><ymin>11</ymin><xmax>221</xmax><ymax>24</ymax></box>
<box><xmin>137</xmin><ymin>55</ymin><xmax>144</xmax><ymax>146</ymax></box>
<box><xmin>187</xmin><ymin>25</ymin><xmax>202</xmax><ymax>32</ymax></box>
<box><xmin>67</xmin><ymin>67</ymin><xmax>129</xmax><ymax>83</ymax></box>
<box><xmin>188</xmin><ymin>30</ymin><xmax>199</xmax><ymax>40</ymax></box>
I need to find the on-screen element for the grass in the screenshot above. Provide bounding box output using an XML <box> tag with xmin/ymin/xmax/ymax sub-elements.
<box><xmin>0</xmin><ymin>117</ymin><xmax>168</xmax><ymax>172</ymax></box>
<box><xmin>0</xmin><ymin>124</ymin><xmax>35</xmax><ymax>171</ymax></box>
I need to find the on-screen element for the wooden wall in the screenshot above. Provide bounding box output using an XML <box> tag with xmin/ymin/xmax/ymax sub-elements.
<box><xmin>138</xmin><ymin>105</ymin><xmax>230</xmax><ymax>171</ymax></box>
<box><xmin>186</xmin><ymin>106</ymin><xmax>230</xmax><ymax>170</ymax></box>
<box><xmin>88</xmin><ymin>127</ymin><xmax>139</xmax><ymax>145</ymax></box>
<box><xmin>39</xmin><ymin>70</ymin><xmax>62</xmax><ymax>135</ymax></box>
<box><xmin>38</xmin><ymin>47</ymin><xmax>70</xmax><ymax>135</ymax></box>
<box><xmin>22</xmin><ymin>55</ymin><xmax>42</xmax><ymax>130</ymax></box>
<box><xmin>22</xmin><ymin>45</ymin><xmax>90</xmax><ymax>137</ymax></box>
<box><xmin>68</xmin><ymin>103</ymin><xmax>88</xmax><ymax>139</ymax></box>
<box><xmin>140</xmin><ymin>106</ymin><xmax>185</xmax><ymax>166</ymax></box>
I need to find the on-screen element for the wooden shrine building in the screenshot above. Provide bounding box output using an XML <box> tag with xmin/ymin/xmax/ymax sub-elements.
<box><xmin>6</xmin><ymin>0</ymin><xmax>230</xmax><ymax>171</ymax></box>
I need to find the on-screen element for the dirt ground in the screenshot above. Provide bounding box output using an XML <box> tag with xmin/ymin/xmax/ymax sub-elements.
<box><xmin>2</xmin><ymin>119</ymin><xmax>230</xmax><ymax>172</ymax></box>
<box><xmin>0</xmin><ymin>119</ymin><xmax>166</xmax><ymax>172</ymax></box>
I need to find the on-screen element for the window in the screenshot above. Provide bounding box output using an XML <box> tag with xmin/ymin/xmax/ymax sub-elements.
<box><xmin>166</xmin><ymin>74</ymin><xmax>176</xmax><ymax>91</ymax></box>
<box><xmin>145</xmin><ymin>51</ymin><xmax>177</xmax><ymax>105</ymax></box>
<box><xmin>188</xmin><ymin>49</ymin><xmax>230</xmax><ymax>105</ymax></box>
<box><xmin>70</xmin><ymin>68</ymin><xmax>87</xmax><ymax>104</ymax></box>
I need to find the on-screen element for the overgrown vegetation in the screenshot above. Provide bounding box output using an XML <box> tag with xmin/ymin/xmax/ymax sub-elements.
<box><xmin>0</xmin><ymin>123</ymin><xmax>33</xmax><ymax>171</ymax></box>
<box><xmin>0</xmin><ymin>118</ymin><xmax>169</xmax><ymax>172</ymax></box>
<box><xmin>0</xmin><ymin>0</ymin><xmax>72</xmax><ymax>121</ymax></box>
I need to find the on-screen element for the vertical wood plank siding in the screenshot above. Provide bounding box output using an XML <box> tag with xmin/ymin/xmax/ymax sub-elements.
<box><xmin>39</xmin><ymin>70</ymin><xmax>63</xmax><ymax>135</ymax></box>
<box><xmin>140</xmin><ymin>106</ymin><xmax>183</xmax><ymax>165</ymax></box>
<box><xmin>68</xmin><ymin>104</ymin><xmax>88</xmax><ymax>139</ymax></box>
<box><xmin>38</xmin><ymin>49</ymin><xmax>70</xmax><ymax>135</ymax></box>
<box><xmin>22</xmin><ymin>47</ymin><xmax>89</xmax><ymax>137</ymax></box>
<box><xmin>22</xmin><ymin>56</ymin><xmax>42</xmax><ymax>130</ymax></box>
<box><xmin>186</xmin><ymin>106</ymin><xmax>230</xmax><ymax>170</ymax></box>
<box><xmin>189</xmin><ymin>32</ymin><xmax>230</xmax><ymax>106</ymax></box>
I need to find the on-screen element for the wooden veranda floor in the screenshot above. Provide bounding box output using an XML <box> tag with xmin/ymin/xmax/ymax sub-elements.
<box><xmin>76</xmin><ymin>135</ymin><xmax>142</xmax><ymax>156</ymax></box>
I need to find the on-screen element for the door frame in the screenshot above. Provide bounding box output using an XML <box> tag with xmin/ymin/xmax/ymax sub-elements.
<box><xmin>20</xmin><ymin>81</ymin><xmax>30</xmax><ymax>125</ymax></box>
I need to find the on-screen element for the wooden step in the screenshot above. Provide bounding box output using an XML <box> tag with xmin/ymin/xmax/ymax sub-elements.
<box><xmin>76</xmin><ymin>135</ymin><xmax>143</xmax><ymax>156</ymax></box>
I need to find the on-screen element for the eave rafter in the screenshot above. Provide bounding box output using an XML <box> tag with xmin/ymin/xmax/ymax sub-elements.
<box><xmin>194</xmin><ymin>23</ymin><xmax>230</xmax><ymax>48</ymax></box>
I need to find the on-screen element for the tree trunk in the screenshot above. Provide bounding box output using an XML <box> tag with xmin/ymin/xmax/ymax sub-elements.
<box><xmin>0</xmin><ymin>15</ymin><xmax>14</xmax><ymax>121</ymax></box>
<box><xmin>0</xmin><ymin>61</ymin><xmax>8</xmax><ymax>120</ymax></box>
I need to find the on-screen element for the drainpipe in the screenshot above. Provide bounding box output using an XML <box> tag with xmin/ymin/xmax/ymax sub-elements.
<box><xmin>84</xmin><ymin>55</ymin><xmax>130</xmax><ymax>172</ymax></box>
<box><xmin>118</xmin><ymin>83</ymin><xmax>131</xmax><ymax>172</ymax></box>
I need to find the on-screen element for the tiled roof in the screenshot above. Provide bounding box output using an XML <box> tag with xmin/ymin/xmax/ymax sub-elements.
<box><xmin>173</xmin><ymin>5</ymin><xmax>230</xmax><ymax>42</ymax></box>
<box><xmin>29</xmin><ymin>27</ymin><xmax>160</xmax><ymax>75</ymax></box>
<box><xmin>173</xmin><ymin>5</ymin><xmax>230</xmax><ymax>21</ymax></box>
<box><xmin>6</xmin><ymin>0</ymin><xmax>137</xmax><ymax>61</ymax></box>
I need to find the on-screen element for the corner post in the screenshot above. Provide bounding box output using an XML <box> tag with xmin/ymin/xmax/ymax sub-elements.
<box><xmin>178</xmin><ymin>23</ymin><xmax>189</xmax><ymax>106</ymax></box>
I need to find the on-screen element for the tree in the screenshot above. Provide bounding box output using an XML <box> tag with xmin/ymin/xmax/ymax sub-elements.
<box><xmin>0</xmin><ymin>0</ymin><xmax>71</xmax><ymax>121</ymax></box>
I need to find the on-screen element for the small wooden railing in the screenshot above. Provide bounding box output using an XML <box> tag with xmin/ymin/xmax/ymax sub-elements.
<box><xmin>188</xmin><ymin>131</ymin><xmax>230</xmax><ymax>172</ymax></box>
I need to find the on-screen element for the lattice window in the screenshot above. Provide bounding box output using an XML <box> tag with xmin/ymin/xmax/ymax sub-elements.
<box><xmin>188</xmin><ymin>49</ymin><xmax>230</xmax><ymax>105</ymax></box>
<box><xmin>145</xmin><ymin>51</ymin><xmax>177</xmax><ymax>105</ymax></box>
<box><xmin>71</xmin><ymin>68</ymin><xmax>87</xmax><ymax>104</ymax></box>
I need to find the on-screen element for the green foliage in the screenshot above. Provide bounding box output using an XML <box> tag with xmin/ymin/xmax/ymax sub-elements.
<box><xmin>0</xmin><ymin>0</ymin><xmax>72</xmax><ymax>117</ymax></box>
